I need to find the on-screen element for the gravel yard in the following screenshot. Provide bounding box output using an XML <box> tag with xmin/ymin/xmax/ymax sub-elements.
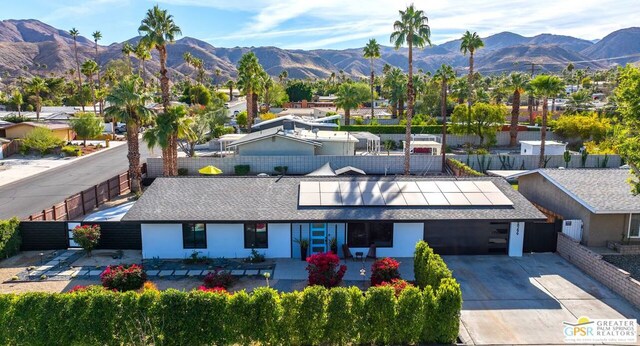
<box><xmin>602</xmin><ymin>254</ymin><xmax>640</xmax><ymax>280</ymax></box>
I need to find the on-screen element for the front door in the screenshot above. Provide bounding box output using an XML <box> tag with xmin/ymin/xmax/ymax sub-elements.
<box><xmin>310</xmin><ymin>223</ymin><xmax>327</xmax><ymax>253</ymax></box>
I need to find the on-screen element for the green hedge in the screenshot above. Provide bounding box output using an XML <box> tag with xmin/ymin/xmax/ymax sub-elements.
<box><xmin>0</xmin><ymin>283</ymin><xmax>461</xmax><ymax>345</ymax></box>
<box><xmin>414</xmin><ymin>240</ymin><xmax>454</xmax><ymax>290</ymax></box>
<box><xmin>446</xmin><ymin>158</ymin><xmax>484</xmax><ymax>177</ymax></box>
<box><xmin>0</xmin><ymin>218</ymin><xmax>21</xmax><ymax>259</ymax></box>
<box><xmin>340</xmin><ymin>125</ymin><xmax>444</xmax><ymax>134</ymax></box>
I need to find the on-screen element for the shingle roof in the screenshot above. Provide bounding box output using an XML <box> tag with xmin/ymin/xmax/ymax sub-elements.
<box><xmin>521</xmin><ymin>169</ymin><xmax>640</xmax><ymax>213</ymax></box>
<box><xmin>122</xmin><ymin>176</ymin><xmax>545</xmax><ymax>222</ymax></box>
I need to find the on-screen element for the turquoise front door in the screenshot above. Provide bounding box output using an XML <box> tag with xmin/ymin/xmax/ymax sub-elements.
<box><xmin>310</xmin><ymin>223</ymin><xmax>327</xmax><ymax>253</ymax></box>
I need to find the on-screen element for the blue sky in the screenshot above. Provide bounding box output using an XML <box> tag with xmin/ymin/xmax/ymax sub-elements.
<box><xmin>1</xmin><ymin>0</ymin><xmax>637</xmax><ymax>49</ymax></box>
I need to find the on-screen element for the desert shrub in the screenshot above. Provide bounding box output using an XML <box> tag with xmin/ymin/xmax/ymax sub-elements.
<box><xmin>274</xmin><ymin>165</ymin><xmax>288</xmax><ymax>174</ymax></box>
<box><xmin>259</xmin><ymin>112</ymin><xmax>277</xmax><ymax>121</ymax></box>
<box><xmin>21</xmin><ymin>127</ymin><xmax>64</xmax><ymax>155</ymax></box>
<box><xmin>203</xmin><ymin>270</ymin><xmax>235</xmax><ymax>289</ymax></box>
<box><xmin>447</xmin><ymin>158</ymin><xmax>484</xmax><ymax>177</ymax></box>
<box><xmin>234</xmin><ymin>164</ymin><xmax>250</xmax><ymax>175</ymax></box>
<box><xmin>71</xmin><ymin>224</ymin><xmax>100</xmax><ymax>256</ymax></box>
<box><xmin>61</xmin><ymin>145</ymin><xmax>81</xmax><ymax>157</ymax></box>
<box><xmin>0</xmin><ymin>218</ymin><xmax>21</xmax><ymax>259</ymax></box>
<box><xmin>370</xmin><ymin>257</ymin><xmax>401</xmax><ymax>285</ymax></box>
<box><xmin>378</xmin><ymin>278</ymin><xmax>413</xmax><ymax>297</ymax></box>
<box><xmin>177</xmin><ymin>168</ymin><xmax>188</xmax><ymax>176</ymax></box>
<box><xmin>306</xmin><ymin>251</ymin><xmax>347</xmax><ymax>288</ymax></box>
<box><xmin>100</xmin><ymin>264</ymin><xmax>147</xmax><ymax>291</ymax></box>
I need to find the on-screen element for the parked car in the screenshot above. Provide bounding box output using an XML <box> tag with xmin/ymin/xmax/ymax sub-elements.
<box><xmin>224</xmin><ymin>103</ymin><xmax>230</xmax><ymax>109</ymax></box>
<box><xmin>114</xmin><ymin>124</ymin><xmax>127</xmax><ymax>134</ymax></box>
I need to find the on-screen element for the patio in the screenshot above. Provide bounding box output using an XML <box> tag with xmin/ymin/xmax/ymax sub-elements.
<box><xmin>273</xmin><ymin>257</ymin><xmax>414</xmax><ymax>281</ymax></box>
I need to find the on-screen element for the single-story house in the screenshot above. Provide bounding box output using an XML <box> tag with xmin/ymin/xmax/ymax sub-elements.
<box><xmin>228</xmin><ymin>127</ymin><xmax>359</xmax><ymax>156</ymax></box>
<box><xmin>517</xmin><ymin>169</ymin><xmax>640</xmax><ymax>246</ymax></box>
<box><xmin>520</xmin><ymin>140</ymin><xmax>567</xmax><ymax>155</ymax></box>
<box><xmin>4</xmin><ymin>122</ymin><xmax>74</xmax><ymax>141</ymax></box>
<box><xmin>251</xmin><ymin>115</ymin><xmax>340</xmax><ymax>132</ymax></box>
<box><xmin>121</xmin><ymin>176</ymin><xmax>545</xmax><ymax>259</ymax></box>
<box><xmin>0</xmin><ymin>120</ymin><xmax>14</xmax><ymax>138</ymax></box>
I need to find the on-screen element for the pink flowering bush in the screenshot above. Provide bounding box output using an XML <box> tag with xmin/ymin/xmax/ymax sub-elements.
<box><xmin>100</xmin><ymin>264</ymin><xmax>147</xmax><ymax>291</ymax></box>
<box><xmin>197</xmin><ymin>286</ymin><xmax>230</xmax><ymax>294</ymax></box>
<box><xmin>377</xmin><ymin>279</ymin><xmax>413</xmax><ymax>297</ymax></box>
<box><xmin>370</xmin><ymin>257</ymin><xmax>401</xmax><ymax>286</ymax></box>
<box><xmin>72</xmin><ymin>224</ymin><xmax>101</xmax><ymax>256</ymax></box>
<box><xmin>305</xmin><ymin>251</ymin><xmax>347</xmax><ymax>288</ymax></box>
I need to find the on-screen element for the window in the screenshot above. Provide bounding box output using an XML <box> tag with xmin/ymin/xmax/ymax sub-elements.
<box><xmin>245</xmin><ymin>223</ymin><xmax>268</xmax><ymax>248</ymax></box>
<box><xmin>630</xmin><ymin>214</ymin><xmax>640</xmax><ymax>238</ymax></box>
<box><xmin>183</xmin><ymin>223</ymin><xmax>206</xmax><ymax>249</ymax></box>
<box><xmin>347</xmin><ymin>223</ymin><xmax>393</xmax><ymax>248</ymax></box>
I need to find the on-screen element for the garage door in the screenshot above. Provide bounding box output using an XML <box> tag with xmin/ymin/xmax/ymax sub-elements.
<box><xmin>424</xmin><ymin>221</ymin><xmax>509</xmax><ymax>255</ymax></box>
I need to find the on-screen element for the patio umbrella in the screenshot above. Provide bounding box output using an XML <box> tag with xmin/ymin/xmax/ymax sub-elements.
<box><xmin>198</xmin><ymin>165</ymin><xmax>223</xmax><ymax>175</ymax></box>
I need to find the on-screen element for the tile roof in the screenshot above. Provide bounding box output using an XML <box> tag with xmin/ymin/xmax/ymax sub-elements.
<box><xmin>122</xmin><ymin>176</ymin><xmax>545</xmax><ymax>222</ymax></box>
<box><xmin>522</xmin><ymin>169</ymin><xmax>640</xmax><ymax>213</ymax></box>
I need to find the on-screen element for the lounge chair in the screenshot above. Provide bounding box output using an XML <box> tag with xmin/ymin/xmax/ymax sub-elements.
<box><xmin>366</xmin><ymin>244</ymin><xmax>377</xmax><ymax>259</ymax></box>
<box><xmin>342</xmin><ymin>244</ymin><xmax>354</xmax><ymax>260</ymax></box>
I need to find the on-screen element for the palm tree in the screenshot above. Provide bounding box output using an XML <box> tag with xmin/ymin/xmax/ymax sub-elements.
<box><xmin>69</xmin><ymin>28</ymin><xmax>85</xmax><ymax>111</ymax></box>
<box><xmin>335</xmin><ymin>83</ymin><xmax>367</xmax><ymax>125</ymax></box>
<box><xmin>225</xmin><ymin>79</ymin><xmax>235</xmax><ymax>101</ymax></box>
<box><xmin>92</xmin><ymin>31</ymin><xmax>102</xmax><ymax>88</ymax></box>
<box><xmin>10</xmin><ymin>90</ymin><xmax>23</xmax><ymax>116</ymax></box>
<box><xmin>237</xmin><ymin>52</ymin><xmax>264</xmax><ymax>128</ymax></box>
<box><xmin>105</xmin><ymin>76</ymin><xmax>154</xmax><ymax>191</ymax></box>
<box><xmin>363</xmin><ymin>38</ymin><xmax>381</xmax><ymax>120</ymax></box>
<box><xmin>134</xmin><ymin>42</ymin><xmax>152</xmax><ymax>85</ymax></box>
<box><xmin>505</xmin><ymin>72</ymin><xmax>529</xmax><ymax>146</ymax></box>
<box><xmin>143</xmin><ymin>105</ymin><xmax>192</xmax><ymax>177</ymax></box>
<box><xmin>390</xmin><ymin>4</ymin><xmax>431</xmax><ymax>175</ymax></box>
<box><xmin>214</xmin><ymin>68</ymin><xmax>221</xmax><ymax>88</ymax></box>
<box><xmin>278</xmin><ymin>70</ymin><xmax>288</xmax><ymax>83</ymax></box>
<box><xmin>434</xmin><ymin>64</ymin><xmax>455</xmax><ymax>173</ymax></box>
<box><xmin>460</xmin><ymin>31</ymin><xmax>484</xmax><ymax>105</ymax></box>
<box><xmin>81</xmin><ymin>59</ymin><xmax>99</xmax><ymax>114</ymax></box>
<box><xmin>138</xmin><ymin>4</ymin><xmax>182</xmax><ymax>175</ymax></box>
<box><xmin>382</xmin><ymin>67</ymin><xmax>406</xmax><ymax>118</ymax></box>
<box><xmin>183</xmin><ymin>52</ymin><xmax>194</xmax><ymax>81</ymax></box>
<box><xmin>26</xmin><ymin>77</ymin><xmax>49</xmax><ymax>121</ymax></box>
<box><xmin>529</xmin><ymin>74</ymin><xmax>564</xmax><ymax>168</ymax></box>
<box><xmin>121</xmin><ymin>42</ymin><xmax>134</xmax><ymax>74</ymax></box>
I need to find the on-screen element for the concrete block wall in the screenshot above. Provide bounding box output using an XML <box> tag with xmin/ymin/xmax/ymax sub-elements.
<box><xmin>451</xmin><ymin>154</ymin><xmax>621</xmax><ymax>171</ymax></box>
<box><xmin>557</xmin><ymin>233</ymin><xmax>640</xmax><ymax>308</ymax></box>
<box><xmin>379</xmin><ymin>131</ymin><xmax>562</xmax><ymax>147</ymax></box>
<box><xmin>147</xmin><ymin>155</ymin><xmax>443</xmax><ymax>178</ymax></box>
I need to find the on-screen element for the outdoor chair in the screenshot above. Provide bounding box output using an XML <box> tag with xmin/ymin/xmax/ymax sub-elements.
<box><xmin>342</xmin><ymin>244</ymin><xmax>354</xmax><ymax>261</ymax></box>
<box><xmin>366</xmin><ymin>244</ymin><xmax>377</xmax><ymax>259</ymax></box>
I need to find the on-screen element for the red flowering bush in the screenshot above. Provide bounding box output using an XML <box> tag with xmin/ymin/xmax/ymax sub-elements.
<box><xmin>306</xmin><ymin>251</ymin><xmax>347</xmax><ymax>288</ymax></box>
<box><xmin>72</xmin><ymin>224</ymin><xmax>101</xmax><ymax>256</ymax></box>
<box><xmin>370</xmin><ymin>257</ymin><xmax>401</xmax><ymax>286</ymax></box>
<box><xmin>197</xmin><ymin>286</ymin><xmax>229</xmax><ymax>294</ymax></box>
<box><xmin>378</xmin><ymin>279</ymin><xmax>413</xmax><ymax>297</ymax></box>
<box><xmin>203</xmin><ymin>270</ymin><xmax>236</xmax><ymax>289</ymax></box>
<box><xmin>100</xmin><ymin>264</ymin><xmax>147</xmax><ymax>291</ymax></box>
<box><xmin>67</xmin><ymin>285</ymin><xmax>105</xmax><ymax>293</ymax></box>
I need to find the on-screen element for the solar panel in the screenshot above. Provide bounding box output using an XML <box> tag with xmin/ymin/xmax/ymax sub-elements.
<box><xmin>319</xmin><ymin>181</ymin><xmax>341</xmax><ymax>193</ymax></box>
<box><xmin>299</xmin><ymin>181</ymin><xmax>320</xmax><ymax>193</ymax></box>
<box><xmin>436</xmin><ymin>181</ymin><xmax>461</xmax><ymax>193</ymax></box>
<box><xmin>378</xmin><ymin>181</ymin><xmax>401</xmax><ymax>193</ymax></box>
<box><xmin>320</xmin><ymin>192</ymin><xmax>342</xmax><ymax>206</ymax></box>
<box><xmin>416</xmin><ymin>181</ymin><xmax>441</xmax><ymax>193</ymax></box>
<box><xmin>443</xmin><ymin>193</ymin><xmax>471</xmax><ymax>205</ymax></box>
<box><xmin>402</xmin><ymin>193</ymin><xmax>429</xmax><ymax>205</ymax></box>
<box><xmin>341</xmin><ymin>192</ymin><xmax>363</xmax><ymax>206</ymax></box>
<box><xmin>484</xmin><ymin>192</ymin><xmax>514</xmax><ymax>205</ymax></box>
<box><xmin>362</xmin><ymin>192</ymin><xmax>385</xmax><ymax>206</ymax></box>
<box><xmin>423</xmin><ymin>192</ymin><xmax>449</xmax><ymax>205</ymax></box>
<box><xmin>339</xmin><ymin>182</ymin><xmax>360</xmax><ymax>193</ymax></box>
<box><xmin>358</xmin><ymin>181</ymin><xmax>380</xmax><ymax>194</ymax></box>
<box><xmin>397</xmin><ymin>181</ymin><xmax>422</xmax><ymax>193</ymax></box>
<box><xmin>463</xmin><ymin>192</ymin><xmax>492</xmax><ymax>205</ymax></box>
<box><xmin>299</xmin><ymin>192</ymin><xmax>321</xmax><ymax>206</ymax></box>
<box><xmin>474</xmin><ymin>181</ymin><xmax>501</xmax><ymax>193</ymax></box>
<box><xmin>383</xmin><ymin>192</ymin><xmax>407</xmax><ymax>206</ymax></box>
<box><xmin>455</xmin><ymin>181</ymin><xmax>481</xmax><ymax>193</ymax></box>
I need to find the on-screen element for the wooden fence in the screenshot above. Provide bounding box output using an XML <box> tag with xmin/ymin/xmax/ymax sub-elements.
<box><xmin>25</xmin><ymin>172</ymin><xmax>131</xmax><ymax>221</ymax></box>
<box><xmin>0</xmin><ymin>139</ymin><xmax>19</xmax><ymax>159</ymax></box>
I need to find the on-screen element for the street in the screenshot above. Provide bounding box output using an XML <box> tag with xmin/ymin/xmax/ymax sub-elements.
<box><xmin>0</xmin><ymin>140</ymin><xmax>151</xmax><ymax>219</ymax></box>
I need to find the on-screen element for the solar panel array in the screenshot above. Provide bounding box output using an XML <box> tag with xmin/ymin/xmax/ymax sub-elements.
<box><xmin>298</xmin><ymin>181</ymin><xmax>513</xmax><ymax>207</ymax></box>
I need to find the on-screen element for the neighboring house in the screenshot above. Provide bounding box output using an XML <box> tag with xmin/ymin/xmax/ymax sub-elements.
<box><xmin>122</xmin><ymin>176</ymin><xmax>545</xmax><ymax>259</ymax></box>
<box><xmin>251</xmin><ymin>115</ymin><xmax>340</xmax><ymax>132</ymax></box>
<box><xmin>517</xmin><ymin>169</ymin><xmax>640</xmax><ymax>246</ymax></box>
<box><xmin>520</xmin><ymin>140</ymin><xmax>567</xmax><ymax>155</ymax></box>
<box><xmin>228</xmin><ymin>127</ymin><xmax>359</xmax><ymax>156</ymax></box>
<box><xmin>283</xmin><ymin>100</ymin><xmax>335</xmax><ymax>108</ymax></box>
<box><xmin>0</xmin><ymin>120</ymin><xmax>14</xmax><ymax>138</ymax></box>
<box><xmin>4</xmin><ymin>122</ymin><xmax>74</xmax><ymax>141</ymax></box>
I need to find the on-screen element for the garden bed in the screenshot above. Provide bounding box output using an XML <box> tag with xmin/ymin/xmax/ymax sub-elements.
<box><xmin>602</xmin><ymin>254</ymin><xmax>640</xmax><ymax>280</ymax></box>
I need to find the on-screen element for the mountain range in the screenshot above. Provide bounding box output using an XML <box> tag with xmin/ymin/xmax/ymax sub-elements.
<box><xmin>0</xmin><ymin>19</ymin><xmax>639</xmax><ymax>86</ymax></box>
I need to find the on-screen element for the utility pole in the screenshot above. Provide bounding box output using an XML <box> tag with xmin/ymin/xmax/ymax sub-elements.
<box><xmin>525</xmin><ymin>62</ymin><xmax>539</xmax><ymax>125</ymax></box>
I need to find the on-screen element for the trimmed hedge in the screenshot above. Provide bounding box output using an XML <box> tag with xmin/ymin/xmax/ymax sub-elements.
<box><xmin>414</xmin><ymin>240</ymin><xmax>453</xmax><ymax>290</ymax></box>
<box><xmin>0</xmin><ymin>284</ymin><xmax>462</xmax><ymax>345</ymax></box>
<box><xmin>0</xmin><ymin>218</ymin><xmax>21</xmax><ymax>259</ymax></box>
<box><xmin>447</xmin><ymin>158</ymin><xmax>484</xmax><ymax>177</ymax></box>
<box><xmin>340</xmin><ymin>125</ymin><xmax>444</xmax><ymax>134</ymax></box>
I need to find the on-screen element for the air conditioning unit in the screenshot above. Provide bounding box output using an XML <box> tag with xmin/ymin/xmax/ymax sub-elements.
<box><xmin>562</xmin><ymin>219</ymin><xmax>583</xmax><ymax>241</ymax></box>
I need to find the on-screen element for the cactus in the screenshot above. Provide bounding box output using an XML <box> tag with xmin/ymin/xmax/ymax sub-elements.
<box><xmin>499</xmin><ymin>155</ymin><xmax>515</xmax><ymax>170</ymax></box>
<box><xmin>581</xmin><ymin>149</ymin><xmax>589</xmax><ymax>168</ymax></box>
<box><xmin>543</xmin><ymin>155</ymin><xmax>552</xmax><ymax>168</ymax></box>
<box><xmin>475</xmin><ymin>154</ymin><xmax>492</xmax><ymax>173</ymax></box>
<box><xmin>563</xmin><ymin>150</ymin><xmax>571</xmax><ymax>168</ymax></box>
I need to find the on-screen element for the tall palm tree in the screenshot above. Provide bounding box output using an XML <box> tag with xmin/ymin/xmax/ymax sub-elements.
<box><xmin>529</xmin><ymin>74</ymin><xmax>564</xmax><ymax>168</ymax></box>
<box><xmin>143</xmin><ymin>105</ymin><xmax>193</xmax><ymax>177</ymax></box>
<box><xmin>434</xmin><ymin>64</ymin><xmax>455</xmax><ymax>173</ymax></box>
<box><xmin>363</xmin><ymin>38</ymin><xmax>381</xmax><ymax>119</ymax></box>
<box><xmin>69</xmin><ymin>28</ymin><xmax>85</xmax><ymax>111</ymax></box>
<box><xmin>122</xmin><ymin>42</ymin><xmax>134</xmax><ymax>74</ymax></box>
<box><xmin>214</xmin><ymin>68</ymin><xmax>221</xmax><ymax>88</ymax></box>
<box><xmin>134</xmin><ymin>42</ymin><xmax>152</xmax><ymax>85</ymax></box>
<box><xmin>183</xmin><ymin>52</ymin><xmax>194</xmax><ymax>81</ymax></box>
<box><xmin>390</xmin><ymin>4</ymin><xmax>431</xmax><ymax>175</ymax></box>
<box><xmin>382</xmin><ymin>67</ymin><xmax>406</xmax><ymax>118</ymax></box>
<box><xmin>505</xmin><ymin>72</ymin><xmax>529</xmax><ymax>146</ymax></box>
<box><xmin>105</xmin><ymin>76</ymin><xmax>154</xmax><ymax>191</ymax></box>
<box><xmin>81</xmin><ymin>59</ymin><xmax>99</xmax><ymax>114</ymax></box>
<box><xmin>335</xmin><ymin>83</ymin><xmax>368</xmax><ymax>125</ymax></box>
<box><xmin>26</xmin><ymin>77</ymin><xmax>49</xmax><ymax>121</ymax></box>
<box><xmin>225</xmin><ymin>79</ymin><xmax>235</xmax><ymax>101</ymax></box>
<box><xmin>237</xmin><ymin>52</ymin><xmax>264</xmax><ymax>128</ymax></box>
<box><xmin>138</xmin><ymin>4</ymin><xmax>182</xmax><ymax>175</ymax></box>
<box><xmin>92</xmin><ymin>31</ymin><xmax>102</xmax><ymax>88</ymax></box>
<box><xmin>460</xmin><ymin>31</ymin><xmax>484</xmax><ymax>107</ymax></box>
<box><xmin>278</xmin><ymin>70</ymin><xmax>288</xmax><ymax>84</ymax></box>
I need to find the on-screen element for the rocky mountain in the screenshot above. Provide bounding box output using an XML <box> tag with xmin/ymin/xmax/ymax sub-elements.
<box><xmin>0</xmin><ymin>19</ymin><xmax>638</xmax><ymax>88</ymax></box>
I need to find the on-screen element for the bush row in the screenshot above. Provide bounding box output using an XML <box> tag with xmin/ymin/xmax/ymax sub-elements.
<box><xmin>0</xmin><ymin>283</ymin><xmax>461</xmax><ymax>345</ymax></box>
<box><xmin>340</xmin><ymin>125</ymin><xmax>444</xmax><ymax>134</ymax></box>
<box><xmin>446</xmin><ymin>158</ymin><xmax>484</xmax><ymax>177</ymax></box>
<box><xmin>414</xmin><ymin>240</ymin><xmax>454</xmax><ymax>290</ymax></box>
<box><xmin>0</xmin><ymin>218</ymin><xmax>21</xmax><ymax>259</ymax></box>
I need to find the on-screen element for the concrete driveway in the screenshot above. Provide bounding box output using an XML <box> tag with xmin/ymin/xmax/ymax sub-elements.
<box><xmin>445</xmin><ymin>254</ymin><xmax>640</xmax><ymax>345</ymax></box>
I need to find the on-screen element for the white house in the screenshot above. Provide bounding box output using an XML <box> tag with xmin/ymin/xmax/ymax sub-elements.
<box><xmin>122</xmin><ymin>176</ymin><xmax>545</xmax><ymax>259</ymax></box>
<box><xmin>520</xmin><ymin>140</ymin><xmax>567</xmax><ymax>156</ymax></box>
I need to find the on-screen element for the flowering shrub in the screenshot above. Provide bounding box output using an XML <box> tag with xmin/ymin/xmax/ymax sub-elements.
<box><xmin>378</xmin><ymin>279</ymin><xmax>413</xmax><ymax>297</ymax></box>
<box><xmin>197</xmin><ymin>285</ymin><xmax>229</xmax><ymax>294</ymax></box>
<box><xmin>306</xmin><ymin>251</ymin><xmax>347</xmax><ymax>288</ymax></box>
<box><xmin>203</xmin><ymin>269</ymin><xmax>236</xmax><ymax>289</ymax></box>
<box><xmin>370</xmin><ymin>257</ymin><xmax>401</xmax><ymax>286</ymax></box>
<box><xmin>72</xmin><ymin>224</ymin><xmax>101</xmax><ymax>256</ymax></box>
<box><xmin>68</xmin><ymin>285</ymin><xmax>104</xmax><ymax>293</ymax></box>
<box><xmin>142</xmin><ymin>281</ymin><xmax>158</xmax><ymax>291</ymax></box>
<box><xmin>100</xmin><ymin>264</ymin><xmax>147</xmax><ymax>291</ymax></box>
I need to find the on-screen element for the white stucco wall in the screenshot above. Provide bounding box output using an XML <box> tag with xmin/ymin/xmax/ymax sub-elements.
<box><xmin>237</xmin><ymin>137</ymin><xmax>315</xmax><ymax>156</ymax></box>
<box><xmin>349</xmin><ymin>223</ymin><xmax>424</xmax><ymax>258</ymax></box>
<box><xmin>141</xmin><ymin>223</ymin><xmax>292</xmax><ymax>259</ymax></box>
<box><xmin>316</xmin><ymin>141</ymin><xmax>355</xmax><ymax>155</ymax></box>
